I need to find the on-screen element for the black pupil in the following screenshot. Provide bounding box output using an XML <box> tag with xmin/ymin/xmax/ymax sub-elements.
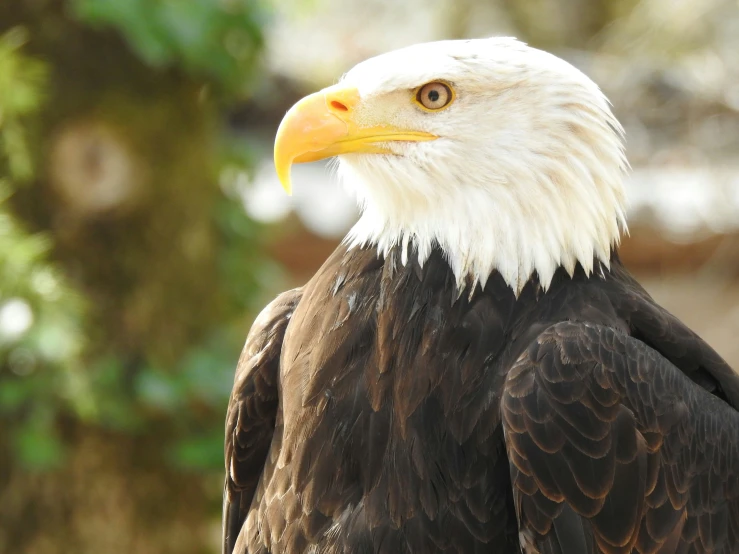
<box><xmin>427</xmin><ymin>89</ymin><xmax>440</xmax><ymax>102</ymax></box>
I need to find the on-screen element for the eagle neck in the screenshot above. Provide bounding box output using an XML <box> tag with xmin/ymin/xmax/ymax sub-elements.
<box><xmin>343</xmin><ymin>175</ymin><xmax>625</xmax><ymax>296</ymax></box>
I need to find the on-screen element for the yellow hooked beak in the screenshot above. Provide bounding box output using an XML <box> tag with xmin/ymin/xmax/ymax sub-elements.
<box><xmin>274</xmin><ymin>84</ymin><xmax>437</xmax><ymax>195</ymax></box>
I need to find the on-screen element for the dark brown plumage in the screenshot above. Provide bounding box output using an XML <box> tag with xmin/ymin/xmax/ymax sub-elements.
<box><xmin>223</xmin><ymin>244</ymin><xmax>739</xmax><ymax>554</ymax></box>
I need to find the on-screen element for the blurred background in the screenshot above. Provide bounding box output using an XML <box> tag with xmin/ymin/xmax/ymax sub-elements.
<box><xmin>0</xmin><ymin>0</ymin><xmax>738</xmax><ymax>552</ymax></box>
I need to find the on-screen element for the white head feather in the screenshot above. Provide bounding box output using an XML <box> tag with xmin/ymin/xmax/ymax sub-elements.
<box><xmin>337</xmin><ymin>37</ymin><xmax>628</xmax><ymax>294</ymax></box>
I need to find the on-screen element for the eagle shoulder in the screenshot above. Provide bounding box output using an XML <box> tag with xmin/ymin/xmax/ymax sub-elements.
<box><xmin>502</xmin><ymin>321</ymin><xmax>739</xmax><ymax>554</ymax></box>
<box><xmin>222</xmin><ymin>287</ymin><xmax>302</xmax><ymax>554</ymax></box>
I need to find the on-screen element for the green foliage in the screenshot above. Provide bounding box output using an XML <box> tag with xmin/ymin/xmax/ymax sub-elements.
<box><xmin>0</xmin><ymin>30</ymin><xmax>89</xmax><ymax>469</ymax></box>
<box><xmin>0</xmin><ymin>2</ymin><xmax>274</xmax><ymax>548</ymax></box>
<box><xmin>0</xmin><ymin>2</ymin><xmax>274</xmax><ymax>484</ymax></box>
<box><xmin>70</xmin><ymin>0</ymin><xmax>265</xmax><ymax>94</ymax></box>
<box><xmin>0</xmin><ymin>28</ymin><xmax>46</xmax><ymax>180</ymax></box>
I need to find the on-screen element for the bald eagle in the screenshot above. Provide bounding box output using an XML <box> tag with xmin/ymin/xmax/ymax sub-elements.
<box><xmin>223</xmin><ymin>38</ymin><xmax>739</xmax><ymax>554</ymax></box>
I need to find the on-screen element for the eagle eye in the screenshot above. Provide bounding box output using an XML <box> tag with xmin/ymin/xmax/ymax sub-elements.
<box><xmin>416</xmin><ymin>82</ymin><xmax>454</xmax><ymax>111</ymax></box>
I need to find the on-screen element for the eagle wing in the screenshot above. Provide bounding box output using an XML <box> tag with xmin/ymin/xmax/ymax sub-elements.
<box><xmin>223</xmin><ymin>288</ymin><xmax>302</xmax><ymax>554</ymax></box>
<box><xmin>502</xmin><ymin>321</ymin><xmax>739</xmax><ymax>554</ymax></box>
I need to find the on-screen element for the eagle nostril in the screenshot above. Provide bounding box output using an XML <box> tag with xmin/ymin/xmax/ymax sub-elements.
<box><xmin>329</xmin><ymin>100</ymin><xmax>349</xmax><ymax>112</ymax></box>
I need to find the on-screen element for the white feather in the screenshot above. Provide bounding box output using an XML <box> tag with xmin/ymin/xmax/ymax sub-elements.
<box><xmin>336</xmin><ymin>38</ymin><xmax>627</xmax><ymax>294</ymax></box>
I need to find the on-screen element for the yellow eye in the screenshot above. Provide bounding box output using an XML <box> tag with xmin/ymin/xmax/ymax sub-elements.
<box><xmin>416</xmin><ymin>82</ymin><xmax>454</xmax><ymax>111</ymax></box>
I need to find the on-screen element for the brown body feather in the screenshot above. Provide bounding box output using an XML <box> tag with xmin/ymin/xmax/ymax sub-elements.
<box><xmin>223</xmin><ymin>244</ymin><xmax>739</xmax><ymax>553</ymax></box>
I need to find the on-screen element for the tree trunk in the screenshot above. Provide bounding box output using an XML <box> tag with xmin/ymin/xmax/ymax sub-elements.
<box><xmin>0</xmin><ymin>3</ymin><xmax>234</xmax><ymax>552</ymax></box>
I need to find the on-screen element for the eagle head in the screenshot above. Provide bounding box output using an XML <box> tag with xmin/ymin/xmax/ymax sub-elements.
<box><xmin>274</xmin><ymin>38</ymin><xmax>628</xmax><ymax>293</ymax></box>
